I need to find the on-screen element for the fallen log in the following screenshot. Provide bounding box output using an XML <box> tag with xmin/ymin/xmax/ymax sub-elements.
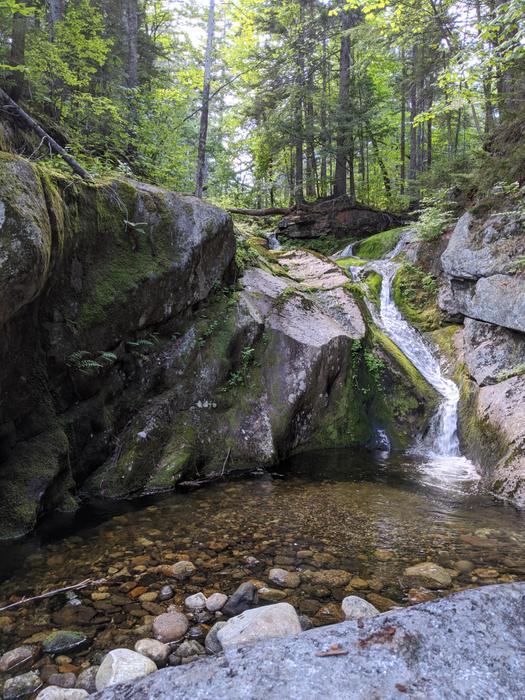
<box><xmin>0</xmin><ymin>88</ymin><xmax>90</xmax><ymax>179</ymax></box>
<box><xmin>228</xmin><ymin>206</ymin><xmax>294</xmax><ymax>217</ymax></box>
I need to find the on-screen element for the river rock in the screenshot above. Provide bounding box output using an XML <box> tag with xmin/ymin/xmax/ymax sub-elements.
<box><xmin>95</xmin><ymin>649</ymin><xmax>157</xmax><ymax>691</ymax></box>
<box><xmin>152</xmin><ymin>612</ymin><xmax>189</xmax><ymax>643</ymax></box>
<box><xmin>341</xmin><ymin>596</ymin><xmax>380</xmax><ymax>620</ymax></box>
<box><xmin>134</xmin><ymin>639</ymin><xmax>170</xmax><ymax>666</ymax></box>
<box><xmin>268</xmin><ymin>568</ymin><xmax>301</xmax><ymax>589</ymax></box>
<box><xmin>258</xmin><ymin>587</ymin><xmax>287</xmax><ymax>602</ymax></box>
<box><xmin>46</xmin><ymin>674</ymin><xmax>75</xmax><ymax>689</ymax></box>
<box><xmin>42</xmin><ymin>631</ymin><xmax>88</xmax><ymax>655</ymax></box>
<box><xmin>3</xmin><ymin>671</ymin><xmax>42</xmax><ymax>699</ymax></box>
<box><xmin>454</xmin><ymin>560</ymin><xmax>475</xmax><ymax>574</ymax></box>
<box><xmin>217</xmin><ymin>602</ymin><xmax>302</xmax><ymax>649</ymax></box>
<box><xmin>222</xmin><ymin>582</ymin><xmax>258</xmax><ymax>617</ymax></box>
<box><xmin>301</xmin><ymin>569</ymin><xmax>352</xmax><ymax>588</ymax></box>
<box><xmin>184</xmin><ymin>593</ymin><xmax>206</xmax><ymax>611</ymax></box>
<box><xmin>75</xmin><ymin>667</ymin><xmax>99</xmax><ymax>694</ymax></box>
<box><xmin>204</xmin><ymin>622</ymin><xmax>227</xmax><ymax>654</ymax></box>
<box><xmin>402</xmin><ymin>562</ymin><xmax>452</xmax><ymax>589</ymax></box>
<box><xmin>158</xmin><ymin>586</ymin><xmax>174</xmax><ymax>601</ymax></box>
<box><xmin>175</xmin><ymin>641</ymin><xmax>205</xmax><ymax>659</ymax></box>
<box><xmin>0</xmin><ymin>646</ymin><xmax>36</xmax><ymax>673</ymax></box>
<box><xmin>35</xmin><ymin>689</ymin><xmax>88</xmax><ymax>700</ymax></box>
<box><xmin>169</xmin><ymin>561</ymin><xmax>196</xmax><ymax>580</ymax></box>
<box><xmin>205</xmin><ymin>593</ymin><xmax>227</xmax><ymax>612</ymax></box>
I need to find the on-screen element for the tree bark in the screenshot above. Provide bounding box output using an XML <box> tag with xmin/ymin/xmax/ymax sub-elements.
<box><xmin>8</xmin><ymin>3</ymin><xmax>28</xmax><ymax>100</ymax></box>
<box><xmin>126</xmin><ymin>0</ymin><xmax>139</xmax><ymax>89</ymax></box>
<box><xmin>0</xmin><ymin>88</ymin><xmax>90</xmax><ymax>179</ymax></box>
<box><xmin>195</xmin><ymin>0</ymin><xmax>216</xmax><ymax>198</ymax></box>
<box><xmin>408</xmin><ymin>46</ymin><xmax>419</xmax><ymax>204</ymax></box>
<box><xmin>228</xmin><ymin>206</ymin><xmax>294</xmax><ymax>217</ymax></box>
<box><xmin>399</xmin><ymin>50</ymin><xmax>407</xmax><ymax>194</ymax></box>
<box><xmin>333</xmin><ymin>11</ymin><xmax>351</xmax><ymax>197</ymax></box>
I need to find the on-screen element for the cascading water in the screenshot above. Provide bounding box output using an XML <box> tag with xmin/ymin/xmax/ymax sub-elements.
<box><xmin>339</xmin><ymin>233</ymin><xmax>480</xmax><ymax>492</ymax></box>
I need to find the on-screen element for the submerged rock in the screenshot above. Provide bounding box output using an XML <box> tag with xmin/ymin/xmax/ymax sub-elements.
<box><xmin>402</xmin><ymin>562</ymin><xmax>452</xmax><ymax>589</ymax></box>
<box><xmin>95</xmin><ymin>649</ymin><xmax>157</xmax><ymax>691</ymax></box>
<box><xmin>42</xmin><ymin>631</ymin><xmax>88</xmax><ymax>655</ymax></box>
<box><xmin>222</xmin><ymin>582</ymin><xmax>258</xmax><ymax>617</ymax></box>
<box><xmin>152</xmin><ymin>612</ymin><xmax>189</xmax><ymax>643</ymax></box>
<box><xmin>204</xmin><ymin>621</ymin><xmax>227</xmax><ymax>655</ymax></box>
<box><xmin>0</xmin><ymin>646</ymin><xmax>36</xmax><ymax>673</ymax></box>
<box><xmin>268</xmin><ymin>568</ymin><xmax>301</xmax><ymax>589</ymax></box>
<box><xmin>3</xmin><ymin>671</ymin><xmax>42</xmax><ymax>699</ymax></box>
<box><xmin>217</xmin><ymin>602</ymin><xmax>302</xmax><ymax>648</ymax></box>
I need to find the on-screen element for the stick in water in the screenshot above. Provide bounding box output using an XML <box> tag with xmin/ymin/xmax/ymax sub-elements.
<box><xmin>0</xmin><ymin>578</ymin><xmax>107</xmax><ymax>613</ymax></box>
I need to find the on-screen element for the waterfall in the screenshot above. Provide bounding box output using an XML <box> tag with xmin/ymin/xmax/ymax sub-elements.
<box><xmin>266</xmin><ymin>234</ymin><xmax>281</xmax><ymax>250</ymax></box>
<box><xmin>353</xmin><ymin>233</ymin><xmax>480</xmax><ymax>491</ymax></box>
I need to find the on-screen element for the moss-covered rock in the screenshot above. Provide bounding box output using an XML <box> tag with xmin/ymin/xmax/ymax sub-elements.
<box><xmin>353</xmin><ymin>227</ymin><xmax>406</xmax><ymax>260</ymax></box>
<box><xmin>392</xmin><ymin>263</ymin><xmax>444</xmax><ymax>331</ymax></box>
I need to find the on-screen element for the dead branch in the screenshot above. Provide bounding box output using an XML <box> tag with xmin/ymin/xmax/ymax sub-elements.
<box><xmin>228</xmin><ymin>206</ymin><xmax>295</xmax><ymax>217</ymax></box>
<box><xmin>0</xmin><ymin>577</ymin><xmax>107</xmax><ymax>613</ymax></box>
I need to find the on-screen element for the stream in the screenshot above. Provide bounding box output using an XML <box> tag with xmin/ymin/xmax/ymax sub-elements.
<box><xmin>1</xmin><ymin>235</ymin><xmax>525</xmax><ymax>676</ymax></box>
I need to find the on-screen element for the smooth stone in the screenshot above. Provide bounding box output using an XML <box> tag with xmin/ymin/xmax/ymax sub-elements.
<box><xmin>185</xmin><ymin>593</ymin><xmax>206</xmax><ymax>611</ymax></box>
<box><xmin>169</xmin><ymin>561</ymin><xmax>196</xmax><ymax>580</ymax></box>
<box><xmin>95</xmin><ymin>649</ymin><xmax>157</xmax><ymax>691</ymax></box>
<box><xmin>205</xmin><ymin>593</ymin><xmax>228</xmax><ymax>612</ymax></box>
<box><xmin>204</xmin><ymin>622</ymin><xmax>227</xmax><ymax>654</ymax></box>
<box><xmin>373</xmin><ymin>549</ymin><xmax>394</xmax><ymax>561</ymax></box>
<box><xmin>3</xmin><ymin>672</ymin><xmax>42</xmax><ymax>700</ymax></box>
<box><xmin>402</xmin><ymin>562</ymin><xmax>452</xmax><ymax>589</ymax></box>
<box><xmin>222</xmin><ymin>582</ymin><xmax>258</xmax><ymax>617</ymax></box>
<box><xmin>366</xmin><ymin>593</ymin><xmax>398</xmax><ymax>612</ymax></box>
<box><xmin>341</xmin><ymin>596</ymin><xmax>380</xmax><ymax>620</ymax></box>
<box><xmin>134</xmin><ymin>639</ymin><xmax>170</xmax><ymax>666</ymax></box>
<box><xmin>217</xmin><ymin>602</ymin><xmax>302</xmax><ymax>648</ymax></box>
<box><xmin>75</xmin><ymin>667</ymin><xmax>99</xmax><ymax>694</ymax></box>
<box><xmin>0</xmin><ymin>646</ymin><xmax>36</xmax><ymax>673</ymax></box>
<box><xmin>454</xmin><ymin>560</ymin><xmax>475</xmax><ymax>574</ymax></box>
<box><xmin>258</xmin><ymin>587</ymin><xmax>287</xmax><ymax>602</ymax></box>
<box><xmin>301</xmin><ymin>569</ymin><xmax>352</xmax><ymax>588</ymax></box>
<box><xmin>175</xmin><ymin>641</ymin><xmax>205</xmax><ymax>658</ymax></box>
<box><xmin>35</xmin><ymin>689</ymin><xmax>88</xmax><ymax>700</ymax></box>
<box><xmin>268</xmin><ymin>568</ymin><xmax>301</xmax><ymax>589</ymax></box>
<box><xmin>349</xmin><ymin>577</ymin><xmax>368</xmax><ymax>589</ymax></box>
<box><xmin>46</xmin><ymin>674</ymin><xmax>75</xmax><ymax>689</ymax></box>
<box><xmin>408</xmin><ymin>588</ymin><xmax>436</xmax><ymax>604</ymax></box>
<box><xmin>152</xmin><ymin>612</ymin><xmax>189</xmax><ymax>643</ymax></box>
<box><xmin>158</xmin><ymin>586</ymin><xmax>174</xmax><ymax>602</ymax></box>
<box><xmin>42</xmin><ymin>631</ymin><xmax>88</xmax><ymax>655</ymax></box>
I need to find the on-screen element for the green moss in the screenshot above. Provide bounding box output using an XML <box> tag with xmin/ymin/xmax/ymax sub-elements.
<box><xmin>392</xmin><ymin>262</ymin><xmax>444</xmax><ymax>331</ymax></box>
<box><xmin>335</xmin><ymin>256</ymin><xmax>366</xmax><ymax>268</ymax></box>
<box><xmin>354</xmin><ymin>227</ymin><xmax>406</xmax><ymax>260</ymax></box>
<box><xmin>280</xmin><ymin>234</ymin><xmax>355</xmax><ymax>257</ymax></box>
<box><xmin>363</xmin><ymin>271</ymin><xmax>382</xmax><ymax>307</ymax></box>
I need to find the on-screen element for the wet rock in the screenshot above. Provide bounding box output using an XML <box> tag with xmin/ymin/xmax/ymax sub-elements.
<box><xmin>158</xmin><ymin>586</ymin><xmax>174</xmax><ymax>602</ymax></box>
<box><xmin>298</xmin><ymin>615</ymin><xmax>313</xmax><ymax>631</ymax></box>
<box><xmin>454</xmin><ymin>560</ymin><xmax>474</xmax><ymax>574</ymax></box>
<box><xmin>373</xmin><ymin>549</ymin><xmax>394</xmax><ymax>561</ymax></box>
<box><xmin>35</xmin><ymin>689</ymin><xmax>88</xmax><ymax>700</ymax></box>
<box><xmin>75</xmin><ymin>667</ymin><xmax>98</xmax><ymax>694</ymax></box>
<box><xmin>3</xmin><ymin>671</ymin><xmax>42</xmax><ymax>699</ymax></box>
<box><xmin>402</xmin><ymin>562</ymin><xmax>452</xmax><ymax>589</ymax></box>
<box><xmin>463</xmin><ymin>318</ymin><xmax>525</xmax><ymax>386</ymax></box>
<box><xmin>42</xmin><ymin>631</ymin><xmax>88</xmax><ymax>655</ymax></box>
<box><xmin>205</xmin><ymin>593</ymin><xmax>227</xmax><ymax>612</ymax></box>
<box><xmin>175</xmin><ymin>641</ymin><xmax>205</xmax><ymax>658</ymax></box>
<box><xmin>258</xmin><ymin>587</ymin><xmax>287</xmax><ymax>602</ymax></box>
<box><xmin>134</xmin><ymin>639</ymin><xmax>170</xmax><ymax>666</ymax></box>
<box><xmin>366</xmin><ymin>593</ymin><xmax>398</xmax><ymax>612</ymax></box>
<box><xmin>204</xmin><ymin>622</ymin><xmax>227</xmax><ymax>654</ymax></box>
<box><xmin>184</xmin><ymin>593</ymin><xmax>206</xmax><ymax>611</ymax></box>
<box><xmin>152</xmin><ymin>612</ymin><xmax>189</xmax><ymax>643</ymax></box>
<box><xmin>472</xmin><ymin>567</ymin><xmax>499</xmax><ymax>579</ymax></box>
<box><xmin>95</xmin><ymin>649</ymin><xmax>157</xmax><ymax>691</ymax></box>
<box><xmin>341</xmin><ymin>596</ymin><xmax>380</xmax><ymax>620</ymax></box>
<box><xmin>0</xmin><ymin>646</ymin><xmax>36</xmax><ymax>673</ymax></box>
<box><xmin>301</xmin><ymin>569</ymin><xmax>352</xmax><ymax>588</ymax></box>
<box><xmin>222</xmin><ymin>582</ymin><xmax>258</xmax><ymax>617</ymax></box>
<box><xmin>268</xmin><ymin>568</ymin><xmax>300</xmax><ymax>589</ymax></box>
<box><xmin>407</xmin><ymin>588</ymin><xmax>436</xmax><ymax>604</ymax></box>
<box><xmin>349</xmin><ymin>577</ymin><xmax>368</xmax><ymax>589</ymax></box>
<box><xmin>169</xmin><ymin>561</ymin><xmax>196</xmax><ymax>581</ymax></box>
<box><xmin>46</xmin><ymin>674</ymin><xmax>75</xmax><ymax>689</ymax></box>
<box><xmin>217</xmin><ymin>602</ymin><xmax>302</xmax><ymax>649</ymax></box>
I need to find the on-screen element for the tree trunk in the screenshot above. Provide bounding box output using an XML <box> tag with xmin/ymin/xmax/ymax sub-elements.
<box><xmin>399</xmin><ymin>50</ymin><xmax>407</xmax><ymax>195</ymax></box>
<box><xmin>333</xmin><ymin>11</ymin><xmax>352</xmax><ymax>197</ymax></box>
<box><xmin>126</xmin><ymin>0</ymin><xmax>139</xmax><ymax>90</ymax></box>
<box><xmin>408</xmin><ymin>46</ymin><xmax>419</xmax><ymax>204</ymax></box>
<box><xmin>8</xmin><ymin>3</ymin><xmax>28</xmax><ymax>101</ymax></box>
<box><xmin>195</xmin><ymin>0</ymin><xmax>216</xmax><ymax>198</ymax></box>
<box><xmin>48</xmin><ymin>0</ymin><xmax>65</xmax><ymax>38</ymax></box>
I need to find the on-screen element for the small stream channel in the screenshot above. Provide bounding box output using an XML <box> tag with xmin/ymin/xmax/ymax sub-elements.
<box><xmin>1</xmin><ymin>234</ymin><xmax>524</xmax><ymax>677</ymax></box>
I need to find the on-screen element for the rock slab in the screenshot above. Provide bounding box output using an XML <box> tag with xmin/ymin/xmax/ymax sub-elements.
<box><xmin>91</xmin><ymin>583</ymin><xmax>525</xmax><ymax>700</ymax></box>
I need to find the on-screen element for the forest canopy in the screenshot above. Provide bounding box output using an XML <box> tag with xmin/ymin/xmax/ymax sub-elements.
<box><xmin>0</xmin><ymin>0</ymin><xmax>524</xmax><ymax>210</ymax></box>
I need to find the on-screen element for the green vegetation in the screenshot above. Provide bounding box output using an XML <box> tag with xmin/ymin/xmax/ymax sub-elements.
<box><xmin>335</xmin><ymin>256</ymin><xmax>366</xmax><ymax>268</ymax></box>
<box><xmin>392</xmin><ymin>263</ymin><xmax>444</xmax><ymax>331</ymax></box>
<box><xmin>363</xmin><ymin>271</ymin><xmax>383</xmax><ymax>307</ymax></box>
<box><xmin>496</xmin><ymin>364</ymin><xmax>525</xmax><ymax>383</ymax></box>
<box><xmin>354</xmin><ymin>228</ymin><xmax>405</xmax><ymax>260</ymax></box>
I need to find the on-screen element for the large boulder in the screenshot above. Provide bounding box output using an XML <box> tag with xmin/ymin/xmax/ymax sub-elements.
<box><xmin>440</xmin><ymin>212</ymin><xmax>525</xmax><ymax>333</ymax></box>
<box><xmin>91</xmin><ymin>583</ymin><xmax>525</xmax><ymax>700</ymax></box>
<box><xmin>463</xmin><ymin>318</ymin><xmax>525</xmax><ymax>386</ymax></box>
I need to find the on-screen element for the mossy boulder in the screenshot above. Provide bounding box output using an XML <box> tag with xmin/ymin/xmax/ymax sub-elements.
<box><xmin>392</xmin><ymin>263</ymin><xmax>444</xmax><ymax>331</ymax></box>
<box><xmin>353</xmin><ymin>227</ymin><xmax>406</xmax><ymax>260</ymax></box>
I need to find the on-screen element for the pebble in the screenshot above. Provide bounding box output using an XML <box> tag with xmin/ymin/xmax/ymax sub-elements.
<box><xmin>0</xmin><ymin>646</ymin><xmax>36</xmax><ymax>673</ymax></box>
<box><xmin>222</xmin><ymin>582</ymin><xmax>258</xmax><ymax>617</ymax></box>
<box><xmin>152</xmin><ymin>612</ymin><xmax>189</xmax><ymax>643</ymax></box>
<box><xmin>46</xmin><ymin>674</ymin><xmax>75</xmax><ymax>689</ymax></box>
<box><xmin>472</xmin><ymin>567</ymin><xmax>499</xmax><ymax>579</ymax></box>
<box><xmin>95</xmin><ymin>649</ymin><xmax>157</xmax><ymax>691</ymax></box>
<box><xmin>175</xmin><ymin>641</ymin><xmax>205</xmax><ymax>658</ymax></box>
<box><xmin>169</xmin><ymin>561</ymin><xmax>196</xmax><ymax>580</ymax></box>
<box><xmin>134</xmin><ymin>639</ymin><xmax>170</xmax><ymax>666</ymax></box>
<box><xmin>3</xmin><ymin>671</ymin><xmax>42</xmax><ymax>700</ymax></box>
<box><xmin>158</xmin><ymin>586</ymin><xmax>174</xmax><ymax>602</ymax></box>
<box><xmin>341</xmin><ymin>596</ymin><xmax>380</xmax><ymax>620</ymax></box>
<box><xmin>204</xmin><ymin>622</ymin><xmax>227</xmax><ymax>654</ymax></box>
<box><xmin>35</xmin><ymin>689</ymin><xmax>88</xmax><ymax>700</ymax></box>
<box><xmin>205</xmin><ymin>593</ymin><xmax>227</xmax><ymax>612</ymax></box>
<box><xmin>373</xmin><ymin>549</ymin><xmax>394</xmax><ymax>561</ymax></box>
<box><xmin>454</xmin><ymin>560</ymin><xmax>474</xmax><ymax>574</ymax></box>
<box><xmin>42</xmin><ymin>631</ymin><xmax>88</xmax><ymax>656</ymax></box>
<box><xmin>139</xmin><ymin>592</ymin><xmax>158</xmax><ymax>603</ymax></box>
<box><xmin>258</xmin><ymin>587</ymin><xmax>287</xmax><ymax>602</ymax></box>
<box><xmin>184</xmin><ymin>592</ymin><xmax>207</xmax><ymax>611</ymax></box>
<box><xmin>407</xmin><ymin>588</ymin><xmax>436</xmax><ymax>604</ymax></box>
<box><xmin>75</xmin><ymin>667</ymin><xmax>99</xmax><ymax>694</ymax></box>
<box><xmin>402</xmin><ymin>562</ymin><xmax>452</xmax><ymax>589</ymax></box>
<box><xmin>301</xmin><ymin>569</ymin><xmax>352</xmax><ymax>588</ymax></box>
<box><xmin>366</xmin><ymin>593</ymin><xmax>398</xmax><ymax>612</ymax></box>
<box><xmin>268</xmin><ymin>568</ymin><xmax>301</xmax><ymax>589</ymax></box>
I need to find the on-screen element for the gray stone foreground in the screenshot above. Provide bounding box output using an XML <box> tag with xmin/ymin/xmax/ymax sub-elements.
<box><xmin>93</xmin><ymin>583</ymin><xmax>525</xmax><ymax>700</ymax></box>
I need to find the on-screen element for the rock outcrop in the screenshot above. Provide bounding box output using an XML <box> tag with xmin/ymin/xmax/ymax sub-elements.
<box><xmin>92</xmin><ymin>583</ymin><xmax>525</xmax><ymax>700</ymax></box>
<box><xmin>438</xmin><ymin>209</ymin><xmax>525</xmax><ymax>505</ymax></box>
<box><xmin>0</xmin><ymin>152</ymin><xmax>436</xmax><ymax>538</ymax></box>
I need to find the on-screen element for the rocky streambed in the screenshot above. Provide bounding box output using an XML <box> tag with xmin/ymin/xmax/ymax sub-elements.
<box><xmin>1</xmin><ymin>449</ymin><xmax>525</xmax><ymax>698</ymax></box>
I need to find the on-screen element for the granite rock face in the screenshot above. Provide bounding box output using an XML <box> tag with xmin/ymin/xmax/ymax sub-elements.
<box><xmin>92</xmin><ymin>583</ymin><xmax>525</xmax><ymax>700</ymax></box>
